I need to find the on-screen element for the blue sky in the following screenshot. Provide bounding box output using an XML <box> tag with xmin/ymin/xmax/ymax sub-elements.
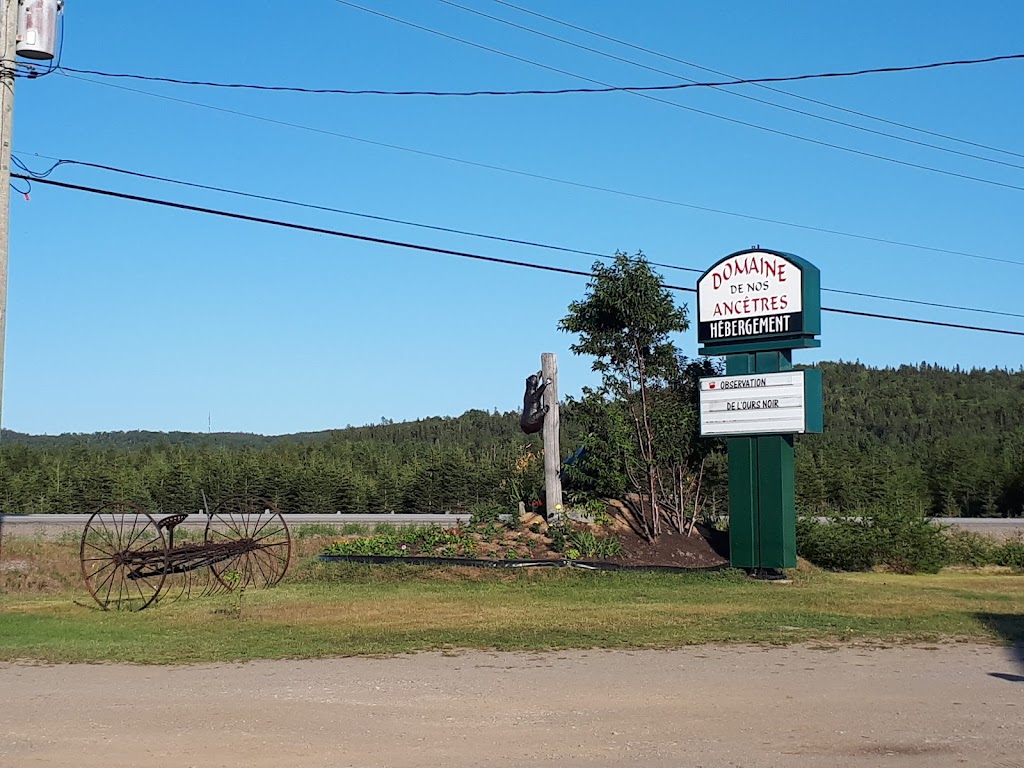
<box><xmin>6</xmin><ymin>1</ymin><xmax>1023</xmax><ymax>435</ymax></box>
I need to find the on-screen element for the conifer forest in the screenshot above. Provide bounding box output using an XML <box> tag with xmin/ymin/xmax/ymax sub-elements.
<box><xmin>0</xmin><ymin>361</ymin><xmax>1020</xmax><ymax>519</ymax></box>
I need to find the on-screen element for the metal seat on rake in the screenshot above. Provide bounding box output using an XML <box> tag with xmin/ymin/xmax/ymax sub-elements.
<box><xmin>156</xmin><ymin>514</ymin><xmax>189</xmax><ymax>532</ymax></box>
<box><xmin>156</xmin><ymin>514</ymin><xmax>191</xmax><ymax>549</ymax></box>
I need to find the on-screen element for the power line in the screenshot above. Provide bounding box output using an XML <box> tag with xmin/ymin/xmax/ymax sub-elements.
<box><xmin>15</xmin><ymin>151</ymin><xmax>1024</xmax><ymax>321</ymax></box>
<box><xmin>59</xmin><ymin>73</ymin><xmax>1024</xmax><ymax>269</ymax></box>
<box><xmin>14</xmin><ymin>173</ymin><xmax>1024</xmax><ymax>338</ymax></box>
<box><xmin>54</xmin><ymin>50</ymin><xmax>1024</xmax><ymax>99</ymax></box>
<box><xmin>491</xmin><ymin>0</ymin><xmax>1024</xmax><ymax>163</ymax></box>
<box><xmin>14</xmin><ymin>153</ymin><xmax>610</xmax><ymax>261</ymax></box>
<box><xmin>437</xmin><ymin>0</ymin><xmax>1024</xmax><ymax>173</ymax></box>
<box><xmin>816</xmin><ymin>287</ymin><xmax>1024</xmax><ymax>319</ymax></box>
<box><xmin>333</xmin><ymin>1</ymin><xmax>1024</xmax><ymax>194</ymax></box>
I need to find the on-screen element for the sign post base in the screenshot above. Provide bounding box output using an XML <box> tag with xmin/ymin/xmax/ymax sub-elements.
<box><xmin>724</xmin><ymin>351</ymin><xmax>797</xmax><ymax>570</ymax></box>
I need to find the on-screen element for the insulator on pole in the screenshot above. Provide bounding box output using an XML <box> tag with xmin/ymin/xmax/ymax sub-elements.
<box><xmin>17</xmin><ymin>0</ymin><xmax>62</xmax><ymax>61</ymax></box>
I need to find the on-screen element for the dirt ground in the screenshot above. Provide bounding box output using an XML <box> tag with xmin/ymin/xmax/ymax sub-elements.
<box><xmin>1</xmin><ymin>644</ymin><xmax>1021</xmax><ymax>768</ymax></box>
<box><xmin>610</xmin><ymin>523</ymin><xmax>728</xmax><ymax>568</ymax></box>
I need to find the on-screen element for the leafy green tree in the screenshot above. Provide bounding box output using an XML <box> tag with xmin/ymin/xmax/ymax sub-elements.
<box><xmin>562</xmin><ymin>388</ymin><xmax>632</xmax><ymax>500</ymax></box>
<box><xmin>560</xmin><ymin>252</ymin><xmax>689</xmax><ymax>539</ymax></box>
<box><xmin>650</xmin><ymin>356</ymin><xmax>723</xmax><ymax>531</ymax></box>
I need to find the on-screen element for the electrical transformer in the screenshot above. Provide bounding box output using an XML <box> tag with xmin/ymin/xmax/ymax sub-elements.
<box><xmin>17</xmin><ymin>0</ymin><xmax>62</xmax><ymax>61</ymax></box>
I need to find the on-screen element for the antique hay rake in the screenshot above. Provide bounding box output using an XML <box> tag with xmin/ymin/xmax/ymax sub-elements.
<box><xmin>80</xmin><ymin>497</ymin><xmax>291</xmax><ymax>611</ymax></box>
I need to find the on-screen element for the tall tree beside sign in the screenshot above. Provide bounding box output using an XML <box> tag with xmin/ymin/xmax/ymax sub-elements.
<box><xmin>561</xmin><ymin>253</ymin><xmax>689</xmax><ymax>541</ymax></box>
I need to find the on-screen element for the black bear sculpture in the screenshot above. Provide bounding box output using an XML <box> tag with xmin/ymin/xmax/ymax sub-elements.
<box><xmin>519</xmin><ymin>372</ymin><xmax>548</xmax><ymax>434</ymax></box>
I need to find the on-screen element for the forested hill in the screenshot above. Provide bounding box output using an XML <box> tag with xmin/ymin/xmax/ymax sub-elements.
<box><xmin>0</xmin><ymin>409</ymin><xmax>550</xmax><ymax>451</ymax></box>
<box><xmin>820</xmin><ymin>362</ymin><xmax>1022</xmax><ymax>444</ymax></box>
<box><xmin>801</xmin><ymin>362</ymin><xmax>1024</xmax><ymax>517</ymax></box>
<box><xmin>1</xmin><ymin>362</ymin><xmax>1022</xmax><ymax>517</ymax></box>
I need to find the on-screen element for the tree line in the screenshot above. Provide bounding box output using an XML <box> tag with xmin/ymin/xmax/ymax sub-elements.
<box><xmin>0</xmin><ymin>360</ymin><xmax>1021</xmax><ymax>518</ymax></box>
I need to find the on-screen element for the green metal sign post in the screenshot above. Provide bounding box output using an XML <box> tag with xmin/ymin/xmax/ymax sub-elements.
<box><xmin>697</xmin><ymin>249</ymin><xmax>823</xmax><ymax>573</ymax></box>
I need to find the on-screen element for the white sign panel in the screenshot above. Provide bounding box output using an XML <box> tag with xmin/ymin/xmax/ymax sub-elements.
<box><xmin>699</xmin><ymin>371</ymin><xmax>806</xmax><ymax>436</ymax></box>
<box><xmin>697</xmin><ymin>251</ymin><xmax>803</xmax><ymax>343</ymax></box>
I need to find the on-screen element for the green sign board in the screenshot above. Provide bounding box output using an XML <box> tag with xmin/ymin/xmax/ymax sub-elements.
<box><xmin>697</xmin><ymin>248</ymin><xmax>821</xmax><ymax>357</ymax></box>
<box><xmin>697</xmin><ymin>249</ymin><xmax>823</xmax><ymax>575</ymax></box>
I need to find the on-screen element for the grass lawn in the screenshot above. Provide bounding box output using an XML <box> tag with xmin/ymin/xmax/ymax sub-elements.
<box><xmin>1</xmin><ymin>534</ymin><xmax>1022</xmax><ymax>664</ymax></box>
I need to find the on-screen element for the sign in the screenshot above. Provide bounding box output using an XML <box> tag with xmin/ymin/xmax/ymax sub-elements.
<box><xmin>697</xmin><ymin>248</ymin><xmax>820</xmax><ymax>348</ymax></box>
<box><xmin>700</xmin><ymin>371</ymin><xmax>813</xmax><ymax>436</ymax></box>
<box><xmin>696</xmin><ymin>247</ymin><xmax>823</xmax><ymax>572</ymax></box>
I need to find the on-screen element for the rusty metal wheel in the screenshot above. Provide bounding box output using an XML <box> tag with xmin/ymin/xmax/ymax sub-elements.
<box><xmin>80</xmin><ymin>502</ymin><xmax>167</xmax><ymax>611</ymax></box>
<box><xmin>205</xmin><ymin>497</ymin><xmax>291</xmax><ymax>591</ymax></box>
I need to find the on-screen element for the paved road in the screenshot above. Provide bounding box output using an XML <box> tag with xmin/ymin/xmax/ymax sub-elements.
<box><xmin>2</xmin><ymin>513</ymin><xmax>1021</xmax><ymax>538</ymax></box>
<box><xmin>811</xmin><ymin>517</ymin><xmax>1024</xmax><ymax>538</ymax></box>
<box><xmin>931</xmin><ymin>518</ymin><xmax>1024</xmax><ymax>537</ymax></box>
<box><xmin>1</xmin><ymin>645</ymin><xmax>1022</xmax><ymax>768</ymax></box>
<box><xmin>0</xmin><ymin>512</ymin><xmax>471</xmax><ymax>538</ymax></box>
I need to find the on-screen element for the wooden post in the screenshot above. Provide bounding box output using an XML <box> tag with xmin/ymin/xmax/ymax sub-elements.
<box><xmin>541</xmin><ymin>353</ymin><xmax>563</xmax><ymax>525</ymax></box>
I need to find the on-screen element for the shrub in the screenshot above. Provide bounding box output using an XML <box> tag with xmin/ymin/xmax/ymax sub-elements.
<box><xmin>796</xmin><ymin>516</ymin><xmax>877</xmax><ymax>571</ymax></box>
<box><xmin>796</xmin><ymin>508</ymin><xmax>950</xmax><ymax>574</ymax></box>
<box><xmin>568</xmin><ymin>529</ymin><xmax>623</xmax><ymax>559</ymax></box>
<box><xmin>324</xmin><ymin>535</ymin><xmax>403</xmax><ymax>557</ymax></box>
<box><xmin>468</xmin><ymin>502</ymin><xmax>506</xmax><ymax>527</ymax></box>
<box><xmin>946</xmin><ymin>529</ymin><xmax>998</xmax><ymax>567</ymax></box>
<box><xmin>548</xmin><ymin>525</ymin><xmax>568</xmax><ymax>553</ymax></box>
<box><xmin>322</xmin><ymin>526</ymin><xmax>478</xmax><ymax>558</ymax></box>
<box><xmin>993</xmin><ymin>535</ymin><xmax>1024</xmax><ymax>569</ymax></box>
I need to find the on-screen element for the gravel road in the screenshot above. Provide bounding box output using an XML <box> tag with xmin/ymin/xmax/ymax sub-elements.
<box><xmin>2</xmin><ymin>644</ymin><xmax>1022</xmax><ymax>767</ymax></box>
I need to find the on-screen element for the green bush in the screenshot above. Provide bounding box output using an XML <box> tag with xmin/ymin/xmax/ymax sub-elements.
<box><xmin>797</xmin><ymin>508</ymin><xmax>950</xmax><ymax>574</ymax></box>
<box><xmin>568</xmin><ymin>529</ymin><xmax>623</xmax><ymax>559</ymax></box>
<box><xmin>873</xmin><ymin>508</ymin><xmax>951</xmax><ymax>574</ymax></box>
<box><xmin>796</xmin><ymin>516</ymin><xmax>877</xmax><ymax>571</ymax></box>
<box><xmin>548</xmin><ymin>525</ymin><xmax>568</xmax><ymax>553</ymax></box>
<box><xmin>993</xmin><ymin>535</ymin><xmax>1024</xmax><ymax>569</ymax></box>
<box><xmin>938</xmin><ymin>530</ymin><xmax>1024</xmax><ymax>570</ymax></box>
<box><xmin>322</xmin><ymin>526</ymin><xmax>477</xmax><ymax>558</ymax></box>
<box><xmin>946</xmin><ymin>529</ymin><xmax>998</xmax><ymax>566</ymax></box>
<box><xmin>468</xmin><ymin>502</ymin><xmax>506</xmax><ymax>526</ymax></box>
<box><xmin>325</xmin><ymin>535</ymin><xmax>403</xmax><ymax>557</ymax></box>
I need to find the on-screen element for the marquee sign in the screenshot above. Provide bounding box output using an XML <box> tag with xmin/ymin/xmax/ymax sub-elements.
<box><xmin>697</xmin><ymin>248</ymin><xmax>820</xmax><ymax>349</ymax></box>
<box><xmin>695</xmin><ymin>247</ymin><xmax>823</xmax><ymax>573</ymax></box>
<box><xmin>699</xmin><ymin>370</ymin><xmax>822</xmax><ymax>437</ymax></box>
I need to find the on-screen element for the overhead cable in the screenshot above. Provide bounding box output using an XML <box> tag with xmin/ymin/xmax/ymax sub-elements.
<box><xmin>14</xmin><ymin>152</ymin><xmax>1024</xmax><ymax>320</ymax></box>
<box><xmin>491</xmin><ymin>0</ymin><xmax>1024</xmax><ymax>162</ymax></box>
<box><xmin>332</xmin><ymin>1</ymin><xmax>1024</xmax><ymax>193</ymax></box>
<box><xmin>57</xmin><ymin>49</ymin><xmax>1024</xmax><ymax>98</ymax></box>
<box><xmin>58</xmin><ymin>73</ymin><xmax>1024</xmax><ymax>269</ymax></box>
<box><xmin>15</xmin><ymin>153</ymin><xmax>609</xmax><ymax>261</ymax></box>
<box><xmin>14</xmin><ymin>173</ymin><xmax>1024</xmax><ymax>338</ymax></box>
<box><xmin>437</xmin><ymin>0</ymin><xmax>1024</xmax><ymax>172</ymax></box>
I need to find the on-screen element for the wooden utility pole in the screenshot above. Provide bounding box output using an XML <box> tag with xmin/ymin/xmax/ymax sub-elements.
<box><xmin>541</xmin><ymin>353</ymin><xmax>563</xmax><ymax>525</ymax></box>
<box><xmin>0</xmin><ymin>0</ymin><xmax>18</xmax><ymax>440</ymax></box>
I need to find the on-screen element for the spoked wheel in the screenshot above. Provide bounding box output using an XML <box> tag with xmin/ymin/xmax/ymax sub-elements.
<box><xmin>205</xmin><ymin>497</ymin><xmax>291</xmax><ymax>591</ymax></box>
<box><xmin>80</xmin><ymin>503</ymin><xmax>168</xmax><ymax>611</ymax></box>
